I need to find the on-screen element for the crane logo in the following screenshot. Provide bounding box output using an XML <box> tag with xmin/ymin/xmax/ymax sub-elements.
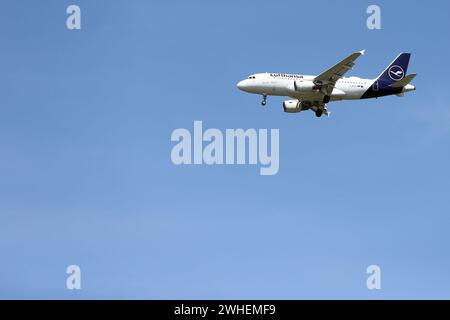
<box><xmin>388</xmin><ymin>65</ymin><xmax>404</xmax><ymax>81</ymax></box>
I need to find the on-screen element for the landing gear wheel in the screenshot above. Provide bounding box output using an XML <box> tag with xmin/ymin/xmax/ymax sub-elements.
<box><xmin>323</xmin><ymin>95</ymin><xmax>331</xmax><ymax>103</ymax></box>
<box><xmin>261</xmin><ymin>94</ymin><xmax>267</xmax><ymax>106</ymax></box>
<box><xmin>315</xmin><ymin>110</ymin><xmax>323</xmax><ymax>118</ymax></box>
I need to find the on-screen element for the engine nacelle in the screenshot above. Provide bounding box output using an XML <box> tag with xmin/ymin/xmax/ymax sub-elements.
<box><xmin>283</xmin><ymin>100</ymin><xmax>302</xmax><ymax>113</ymax></box>
<box><xmin>294</xmin><ymin>80</ymin><xmax>316</xmax><ymax>92</ymax></box>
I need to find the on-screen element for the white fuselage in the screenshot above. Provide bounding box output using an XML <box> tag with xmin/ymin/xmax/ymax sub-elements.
<box><xmin>237</xmin><ymin>73</ymin><xmax>415</xmax><ymax>101</ymax></box>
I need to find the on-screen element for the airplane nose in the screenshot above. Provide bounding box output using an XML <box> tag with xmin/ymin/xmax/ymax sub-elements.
<box><xmin>237</xmin><ymin>79</ymin><xmax>249</xmax><ymax>91</ymax></box>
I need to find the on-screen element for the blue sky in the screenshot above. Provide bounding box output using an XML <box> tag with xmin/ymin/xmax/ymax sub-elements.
<box><xmin>1</xmin><ymin>0</ymin><xmax>450</xmax><ymax>299</ymax></box>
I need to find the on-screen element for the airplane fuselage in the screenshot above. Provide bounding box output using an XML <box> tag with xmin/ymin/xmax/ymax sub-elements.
<box><xmin>237</xmin><ymin>73</ymin><xmax>415</xmax><ymax>102</ymax></box>
<box><xmin>237</xmin><ymin>51</ymin><xmax>416</xmax><ymax>117</ymax></box>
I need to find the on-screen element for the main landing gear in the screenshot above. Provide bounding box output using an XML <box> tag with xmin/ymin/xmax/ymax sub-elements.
<box><xmin>323</xmin><ymin>95</ymin><xmax>331</xmax><ymax>103</ymax></box>
<box><xmin>315</xmin><ymin>109</ymin><xmax>323</xmax><ymax>118</ymax></box>
<box><xmin>261</xmin><ymin>94</ymin><xmax>267</xmax><ymax>106</ymax></box>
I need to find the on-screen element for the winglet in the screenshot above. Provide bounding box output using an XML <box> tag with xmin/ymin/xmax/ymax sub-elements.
<box><xmin>359</xmin><ymin>49</ymin><xmax>366</xmax><ymax>55</ymax></box>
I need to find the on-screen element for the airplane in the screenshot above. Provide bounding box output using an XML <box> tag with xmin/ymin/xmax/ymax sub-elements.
<box><xmin>237</xmin><ymin>50</ymin><xmax>416</xmax><ymax>117</ymax></box>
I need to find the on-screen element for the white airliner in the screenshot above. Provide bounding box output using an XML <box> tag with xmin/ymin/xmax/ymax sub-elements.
<box><xmin>237</xmin><ymin>50</ymin><xmax>416</xmax><ymax>117</ymax></box>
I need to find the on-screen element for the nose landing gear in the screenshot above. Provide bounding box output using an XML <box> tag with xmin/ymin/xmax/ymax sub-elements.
<box><xmin>261</xmin><ymin>94</ymin><xmax>267</xmax><ymax>106</ymax></box>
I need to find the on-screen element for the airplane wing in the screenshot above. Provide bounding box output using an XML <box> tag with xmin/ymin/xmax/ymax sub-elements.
<box><xmin>314</xmin><ymin>50</ymin><xmax>366</xmax><ymax>98</ymax></box>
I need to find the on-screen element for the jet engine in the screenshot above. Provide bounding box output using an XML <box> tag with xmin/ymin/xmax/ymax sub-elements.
<box><xmin>294</xmin><ymin>80</ymin><xmax>317</xmax><ymax>92</ymax></box>
<box><xmin>283</xmin><ymin>99</ymin><xmax>303</xmax><ymax>113</ymax></box>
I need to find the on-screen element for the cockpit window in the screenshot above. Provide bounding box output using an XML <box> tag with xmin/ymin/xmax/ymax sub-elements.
<box><xmin>248</xmin><ymin>76</ymin><xmax>256</xmax><ymax>79</ymax></box>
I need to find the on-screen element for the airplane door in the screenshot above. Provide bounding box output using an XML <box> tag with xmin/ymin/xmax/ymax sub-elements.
<box><xmin>373</xmin><ymin>80</ymin><xmax>379</xmax><ymax>91</ymax></box>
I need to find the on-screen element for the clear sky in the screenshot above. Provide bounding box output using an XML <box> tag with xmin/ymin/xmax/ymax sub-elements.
<box><xmin>1</xmin><ymin>0</ymin><xmax>450</xmax><ymax>299</ymax></box>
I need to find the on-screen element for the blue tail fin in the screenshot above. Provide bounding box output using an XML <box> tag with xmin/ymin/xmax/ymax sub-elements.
<box><xmin>376</xmin><ymin>53</ymin><xmax>411</xmax><ymax>85</ymax></box>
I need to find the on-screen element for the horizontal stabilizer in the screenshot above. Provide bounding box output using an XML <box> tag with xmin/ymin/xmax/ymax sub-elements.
<box><xmin>390</xmin><ymin>73</ymin><xmax>417</xmax><ymax>88</ymax></box>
